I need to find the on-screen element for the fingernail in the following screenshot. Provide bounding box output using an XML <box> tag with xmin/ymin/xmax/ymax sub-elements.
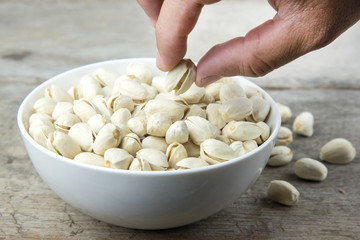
<box><xmin>201</xmin><ymin>75</ymin><xmax>221</xmax><ymax>86</ymax></box>
<box><xmin>156</xmin><ymin>52</ymin><xmax>167</xmax><ymax>71</ymax></box>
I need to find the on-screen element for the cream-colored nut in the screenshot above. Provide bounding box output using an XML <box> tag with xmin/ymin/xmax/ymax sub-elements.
<box><xmin>51</xmin><ymin>102</ymin><xmax>73</xmax><ymax>120</ymax></box>
<box><xmin>292</xmin><ymin>111</ymin><xmax>314</xmax><ymax>137</ymax></box>
<box><xmin>267</xmin><ymin>146</ymin><xmax>293</xmax><ymax>166</ymax></box>
<box><xmin>126</xmin><ymin>62</ymin><xmax>153</xmax><ymax>85</ymax></box>
<box><xmin>136</xmin><ymin>148</ymin><xmax>169</xmax><ymax>171</ymax></box>
<box><xmin>104</xmin><ymin>148</ymin><xmax>133</xmax><ymax>170</ymax></box>
<box><xmin>127</xmin><ymin>116</ymin><xmax>147</xmax><ymax>137</ymax></box>
<box><xmin>243</xmin><ymin>85</ymin><xmax>264</xmax><ymax>99</ymax></box>
<box><xmin>230</xmin><ymin>141</ymin><xmax>247</xmax><ymax>157</ymax></box>
<box><xmin>255</xmin><ymin>121</ymin><xmax>270</xmax><ymax>145</ymax></box>
<box><xmin>293</xmin><ymin>158</ymin><xmax>328</xmax><ymax>181</ymax></box>
<box><xmin>29</xmin><ymin>113</ymin><xmax>53</xmax><ymax>125</ymax></box>
<box><xmin>28</xmin><ymin>118</ymin><xmax>55</xmax><ymax>147</ymax></box>
<box><xmin>112</xmin><ymin>75</ymin><xmax>148</xmax><ymax>102</ymax></box>
<box><xmin>215</xmin><ymin>134</ymin><xmax>231</xmax><ymax>145</ymax></box>
<box><xmin>275</xmin><ymin>127</ymin><xmax>293</xmax><ymax>146</ymax></box>
<box><xmin>183</xmin><ymin>104</ymin><xmax>206</xmax><ymax>119</ymax></box>
<box><xmin>222</xmin><ymin>121</ymin><xmax>263</xmax><ymax>141</ymax></box>
<box><xmin>206</xmin><ymin>103</ymin><xmax>226</xmax><ymax>129</ymax></box>
<box><xmin>87</xmin><ymin>114</ymin><xmax>108</xmax><ymax>134</ymax></box>
<box><xmin>179</xmin><ymin>83</ymin><xmax>205</xmax><ymax>104</ymax></box>
<box><xmin>46</xmin><ymin>131</ymin><xmax>82</xmax><ymax>158</ymax></box>
<box><xmin>78</xmin><ymin>75</ymin><xmax>103</xmax><ymax>100</ymax></box>
<box><xmin>243</xmin><ymin>140</ymin><xmax>258</xmax><ymax>153</ymax></box>
<box><xmin>91</xmin><ymin>95</ymin><xmax>112</xmax><ymax>120</ymax></box>
<box><xmin>201</xmin><ymin>92</ymin><xmax>215</xmax><ymax>104</ymax></box>
<box><xmin>93</xmin><ymin>68</ymin><xmax>119</xmax><ymax>87</ymax></box>
<box><xmin>93</xmin><ymin>123</ymin><xmax>122</xmax><ymax>155</ymax></box>
<box><xmin>185</xmin><ymin>116</ymin><xmax>219</xmax><ymax>145</ymax></box>
<box><xmin>101</xmin><ymin>86</ymin><xmax>112</xmax><ymax>99</ymax></box>
<box><xmin>147</xmin><ymin>113</ymin><xmax>172</xmax><ymax>137</ymax></box>
<box><xmin>155</xmin><ymin>92</ymin><xmax>189</xmax><ymax>111</ymax></box>
<box><xmin>166</xmin><ymin>59</ymin><xmax>196</xmax><ymax>95</ymax></box>
<box><xmin>54</xmin><ymin>113</ymin><xmax>81</xmax><ymax>133</ymax></box>
<box><xmin>45</xmin><ymin>84</ymin><xmax>73</xmax><ymax>103</ymax></box>
<box><xmin>320</xmin><ymin>138</ymin><xmax>356</xmax><ymax>164</ymax></box>
<box><xmin>183</xmin><ymin>141</ymin><xmax>200</xmax><ymax>157</ymax></box>
<box><xmin>165</xmin><ymin>120</ymin><xmax>189</xmax><ymax>144</ymax></box>
<box><xmin>73</xmin><ymin>152</ymin><xmax>105</xmax><ymax>167</ymax></box>
<box><xmin>276</xmin><ymin>102</ymin><xmax>292</xmax><ymax>123</ymax></box>
<box><xmin>219</xmin><ymin>80</ymin><xmax>246</xmax><ymax>102</ymax></box>
<box><xmin>166</xmin><ymin>143</ymin><xmax>188</xmax><ymax>168</ymax></box>
<box><xmin>176</xmin><ymin>157</ymin><xmax>209</xmax><ymax>169</ymax></box>
<box><xmin>131</xmin><ymin>103</ymin><xmax>147</xmax><ymax>117</ymax></box>
<box><xmin>142</xmin><ymin>136</ymin><xmax>168</xmax><ymax>153</ymax></box>
<box><xmin>120</xmin><ymin>133</ymin><xmax>142</xmax><ymax>157</ymax></box>
<box><xmin>33</xmin><ymin>97</ymin><xmax>57</xmax><ymax>115</ymax></box>
<box><xmin>67</xmin><ymin>86</ymin><xmax>79</xmax><ymax>100</ymax></box>
<box><xmin>152</xmin><ymin>76</ymin><xmax>167</xmax><ymax>93</ymax></box>
<box><xmin>111</xmin><ymin>108</ymin><xmax>132</xmax><ymax>127</ymax></box>
<box><xmin>145</xmin><ymin>99</ymin><xmax>184</xmax><ymax>122</ymax></box>
<box><xmin>142</xmin><ymin>83</ymin><xmax>158</xmax><ymax>101</ymax></box>
<box><xmin>107</xmin><ymin>95</ymin><xmax>134</xmax><ymax>113</ymax></box>
<box><xmin>246</xmin><ymin>96</ymin><xmax>270</xmax><ymax>122</ymax></box>
<box><xmin>73</xmin><ymin>98</ymin><xmax>98</xmax><ymax>122</ymax></box>
<box><xmin>205</xmin><ymin>81</ymin><xmax>223</xmax><ymax>101</ymax></box>
<box><xmin>200</xmin><ymin>138</ymin><xmax>237</xmax><ymax>165</ymax></box>
<box><xmin>68</xmin><ymin>122</ymin><xmax>95</xmax><ymax>152</ymax></box>
<box><xmin>129</xmin><ymin>158</ymin><xmax>152</xmax><ymax>171</ymax></box>
<box><xmin>220</xmin><ymin>97</ymin><xmax>252</xmax><ymax>123</ymax></box>
<box><xmin>267</xmin><ymin>180</ymin><xmax>300</xmax><ymax>206</ymax></box>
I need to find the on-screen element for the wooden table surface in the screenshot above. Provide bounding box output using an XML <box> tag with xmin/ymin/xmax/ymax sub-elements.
<box><xmin>1</xmin><ymin>1</ymin><xmax>359</xmax><ymax>239</ymax></box>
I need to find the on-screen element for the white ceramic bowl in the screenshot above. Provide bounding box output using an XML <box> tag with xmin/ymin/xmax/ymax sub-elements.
<box><xmin>17</xmin><ymin>58</ymin><xmax>281</xmax><ymax>230</ymax></box>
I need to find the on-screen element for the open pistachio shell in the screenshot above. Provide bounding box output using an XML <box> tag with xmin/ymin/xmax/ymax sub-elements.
<box><xmin>104</xmin><ymin>148</ymin><xmax>133</xmax><ymax>170</ymax></box>
<box><xmin>73</xmin><ymin>152</ymin><xmax>105</xmax><ymax>167</ymax></box>
<box><xmin>46</xmin><ymin>131</ymin><xmax>82</xmax><ymax>158</ymax></box>
<box><xmin>185</xmin><ymin>116</ymin><xmax>219</xmax><ymax>145</ymax></box>
<box><xmin>166</xmin><ymin>143</ymin><xmax>188</xmax><ymax>168</ymax></box>
<box><xmin>136</xmin><ymin>148</ymin><xmax>169</xmax><ymax>171</ymax></box>
<box><xmin>166</xmin><ymin>59</ymin><xmax>196</xmax><ymax>95</ymax></box>
<box><xmin>176</xmin><ymin>157</ymin><xmax>209</xmax><ymax>169</ymax></box>
<box><xmin>200</xmin><ymin>138</ymin><xmax>237</xmax><ymax>165</ymax></box>
<box><xmin>68</xmin><ymin>122</ymin><xmax>96</xmax><ymax>152</ymax></box>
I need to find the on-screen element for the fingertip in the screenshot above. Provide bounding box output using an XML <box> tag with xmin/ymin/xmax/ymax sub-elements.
<box><xmin>156</xmin><ymin>52</ymin><xmax>170</xmax><ymax>71</ymax></box>
<box><xmin>199</xmin><ymin>75</ymin><xmax>221</xmax><ymax>87</ymax></box>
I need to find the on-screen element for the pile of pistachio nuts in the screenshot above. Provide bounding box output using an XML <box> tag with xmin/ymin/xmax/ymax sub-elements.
<box><xmin>27</xmin><ymin>59</ymin><xmax>273</xmax><ymax>171</ymax></box>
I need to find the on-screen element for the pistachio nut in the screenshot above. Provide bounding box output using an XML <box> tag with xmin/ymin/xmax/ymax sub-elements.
<box><xmin>129</xmin><ymin>158</ymin><xmax>152</xmax><ymax>171</ymax></box>
<box><xmin>206</xmin><ymin>103</ymin><xmax>226</xmax><ymax>129</ymax></box>
<box><xmin>33</xmin><ymin>97</ymin><xmax>57</xmax><ymax>115</ymax></box>
<box><xmin>136</xmin><ymin>148</ymin><xmax>169</xmax><ymax>171</ymax></box>
<box><xmin>101</xmin><ymin>86</ymin><xmax>113</xmax><ymax>99</ymax></box>
<box><xmin>91</xmin><ymin>95</ymin><xmax>112</xmax><ymax>120</ymax></box>
<box><xmin>183</xmin><ymin>104</ymin><xmax>206</xmax><ymax>119</ymax></box>
<box><xmin>73</xmin><ymin>152</ymin><xmax>105</xmax><ymax>167</ymax></box>
<box><xmin>104</xmin><ymin>148</ymin><xmax>133</xmax><ymax>170</ymax></box>
<box><xmin>267</xmin><ymin>146</ymin><xmax>293</xmax><ymax>167</ymax></box>
<box><xmin>292</xmin><ymin>111</ymin><xmax>314</xmax><ymax>137</ymax></box>
<box><xmin>93</xmin><ymin>68</ymin><xmax>119</xmax><ymax>87</ymax></box>
<box><xmin>93</xmin><ymin>123</ymin><xmax>122</xmax><ymax>155</ymax></box>
<box><xmin>185</xmin><ymin>116</ymin><xmax>219</xmax><ymax>145</ymax></box>
<box><xmin>142</xmin><ymin>136</ymin><xmax>168</xmax><ymax>153</ymax></box>
<box><xmin>275</xmin><ymin>126</ymin><xmax>293</xmax><ymax>146</ymax></box>
<box><xmin>46</xmin><ymin>131</ymin><xmax>82</xmax><ymax>158</ymax></box>
<box><xmin>243</xmin><ymin>140</ymin><xmax>258</xmax><ymax>153</ymax></box>
<box><xmin>78</xmin><ymin>74</ymin><xmax>103</xmax><ymax>100</ymax></box>
<box><xmin>255</xmin><ymin>121</ymin><xmax>270</xmax><ymax>145</ymax></box>
<box><xmin>45</xmin><ymin>84</ymin><xmax>73</xmax><ymax>103</ymax></box>
<box><xmin>243</xmin><ymin>85</ymin><xmax>264</xmax><ymax>99</ymax></box>
<box><xmin>28</xmin><ymin>118</ymin><xmax>55</xmax><ymax>147</ymax></box>
<box><xmin>87</xmin><ymin>114</ymin><xmax>108</xmax><ymax>134</ymax></box>
<box><xmin>152</xmin><ymin>76</ymin><xmax>167</xmax><ymax>93</ymax></box>
<box><xmin>176</xmin><ymin>157</ymin><xmax>209</xmax><ymax>169</ymax></box>
<box><xmin>147</xmin><ymin>113</ymin><xmax>172</xmax><ymax>137</ymax></box>
<box><xmin>155</xmin><ymin>92</ymin><xmax>189</xmax><ymax>111</ymax></box>
<box><xmin>222</xmin><ymin>121</ymin><xmax>263</xmax><ymax>141</ymax></box>
<box><xmin>183</xmin><ymin>141</ymin><xmax>200</xmax><ymax>157</ymax></box>
<box><xmin>127</xmin><ymin>116</ymin><xmax>147</xmax><ymax>137</ymax></box>
<box><xmin>29</xmin><ymin>113</ymin><xmax>53</xmax><ymax>125</ymax></box>
<box><xmin>120</xmin><ymin>133</ymin><xmax>142</xmax><ymax>157</ymax></box>
<box><xmin>166</xmin><ymin>143</ymin><xmax>188</xmax><ymax>168</ymax></box>
<box><xmin>220</xmin><ymin>97</ymin><xmax>253</xmax><ymax>122</ymax></box>
<box><xmin>166</xmin><ymin>59</ymin><xmax>196</xmax><ymax>95</ymax></box>
<box><xmin>246</xmin><ymin>96</ymin><xmax>270</xmax><ymax>122</ymax></box>
<box><xmin>131</xmin><ymin>102</ymin><xmax>147</xmax><ymax>118</ymax></box>
<box><xmin>320</xmin><ymin>138</ymin><xmax>356</xmax><ymax>164</ymax></box>
<box><xmin>68</xmin><ymin>122</ymin><xmax>95</xmax><ymax>152</ymax></box>
<box><xmin>200</xmin><ymin>138</ymin><xmax>237</xmax><ymax>164</ymax></box>
<box><xmin>126</xmin><ymin>62</ymin><xmax>153</xmax><ymax>85</ymax></box>
<box><xmin>267</xmin><ymin>180</ymin><xmax>300</xmax><ymax>206</ymax></box>
<box><xmin>293</xmin><ymin>158</ymin><xmax>328</xmax><ymax>181</ymax></box>
<box><xmin>165</xmin><ymin>120</ymin><xmax>189</xmax><ymax>144</ymax></box>
<box><xmin>67</xmin><ymin>86</ymin><xmax>79</xmax><ymax>100</ymax></box>
<box><xmin>145</xmin><ymin>99</ymin><xmax>184</xmax><ymax>122</ymax></box>
<box><xmin>142</xmin><ymin>83</ymin><xmax>158</xmax><ymax>101</ymax></box>
<box><xmin>230</xmin><ymin>141</ymin><xmax>247</xmax><ymax>157</ymax></box>
<box><xmin>54</xmin><ymin>113</ymin><xmax>81</xmax><ymax>134</ymax></box>
<box><xmin>51</xmin><ymin>102</ymin><xmax>73</xmax><ymax>120</ymax></box>
<box><xmin>111</xmin><ymin>108</ymin><xmax>132</xmax><ymax>127</ymax></box>
<box><xmin>112</xmin><ymin>75</ymin><xmax>148</xmax><ymax>102</ymax></box>
<box><xmin>107</xmin><ymin>95</ymin><xmax>134</xmax><ymax>113</ymax></box>
<box><xmin>276</xmin><ymin>102</ymin><xmax>292</xmax><ymax>123</ymax></box>
<box><xmin>215</xmin><ymin>134</ymin><xmax>231</xmax><ymax>145</ymax></box>
<box><xmin>219</xmin><ymin>80</ymin><xmax>246</xmax><ymax>102</ymax></box>
<box><xmin>201</xmin><ymin>92</ymin><xmax>215</xmax><ymax>104</ymax></box>
<box><xmin>73</xmin><ymin>98</ymin><xmax>98</xmax><ymax>122</ymax></box>
<box><xmin>179</xmin><ymin>83</ymin><xmax>205</xmax><ymax>104</ymax></box>
<box><xmin>205</xmin><ymin>81</ymin><xmax>223</xmax><ymax>101</ymax></box>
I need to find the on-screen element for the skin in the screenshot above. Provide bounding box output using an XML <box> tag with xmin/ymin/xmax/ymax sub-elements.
<box><xmin>137</xmin><ymin>0</ymin><xmax>360</xmax><ymax>86</ymax></box>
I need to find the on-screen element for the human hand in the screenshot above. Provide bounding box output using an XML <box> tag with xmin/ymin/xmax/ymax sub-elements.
<box><xmin>137</xmin><ymin>0</ymin><xmax>360</xmax><ymax>86</ymax></box>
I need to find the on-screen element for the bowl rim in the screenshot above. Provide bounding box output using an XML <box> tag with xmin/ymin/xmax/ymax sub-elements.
<box><xmin>17</xmin><ymin>58</ymin><xmax>281</xmax><ymax>176</ymax></box>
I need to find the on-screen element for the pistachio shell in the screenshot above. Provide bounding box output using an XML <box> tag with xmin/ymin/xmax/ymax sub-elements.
<box><xmin>93</xmin><ymin>68</ymin><xmax>119</xmax><ymax>87</ymax></box>
<box><xmin>129</xmin><ymin>158</ymin><xmax>152</xmax><ymax>171</ymax></box>
<box><xmin>147</xmin><ymin>113</ymin><xmax>172</xmax><ymax>137</ymax></box>
<box><xmin>142</xmin><ymin>136</ymin><xmax>168</xmax><ymax>153</ymax></box>
<box><xmin>127</xmin><ymin>116</ymin><xmax>147</xmax><ymax>137</ymax></box>
<box><xmin>185</xmin><ymin>116</ymin><xmax>219</xmax><ymax>145</ymax></box>
<box><xmin>73</xmin><ymin>98</ymin><xmax>98</xmax><ymax>122</ymax></box>
<box><xmin>293</xmin><ymin>158</ymin><xmax>328</xmax><ymax>181</ymax></box>
<box><xmin>112</xmin><ymin>75</ymin><xmax>148</xmax><ymax>102</ymax></box>
<box><xmin>206</xmin><ymin>103</ymin><xmax>226</xmax><ymax>129</ymax></box>
<box><xmin>46</xmin><ymin>131</ymin><xmax>81</xmax><ymax>158</ymax></box>
<box><xmin>73</xmin><ymin>152</ymin><xmax>105</xmax><ymax>167</ymax></box>
<box><xmin>126</xmin><ymin>62</ymin><xmax>153</xmax><ymax>85</ymax></box>
<box><xmin>220</xmin><ymin>97</ymin><xmax>252</xmax><ymax>122</ymax></box>
<box><xmin>275</xmin><ymin>126</ymin><xmax>293</xmax><ymax>146</ymax></box>
<box><xmin>155</xmin><ymin>92</ymin><xmax>189</xmax><ymax>111</ymax></box>
<box><xmin>205</xmin><ymin>81</ymin><xmax>223</xmax><ymax>101</ymax></box>
<box><xmin>219</xmin><ymin>81</ymin><xmax>246</xmax><ymax>102</ymax></box>
<box><xmin>131</xmin><ymin>102</ymin><xmax>147</xmax><ymax>118</ymax></box>
<box><xmin>183</xmin><ymin>141</ymin><xmax>200</xmax><ymax>157</ymax></box>
<box><xmin>144</xmin><ymin>99</ymin><xmax>184</xmax><ymax>121</ymax></box>
<box><xmin>222</xmin><ymin>121</ymin><xmax>263</xmax><ymax>141</ymax></box>
<box><xmin>78</xmin><ymin>75</ymin><xmax>103</xmax><ymax>100</ymax></box>
<box><xmin>45</xmin><ymin>85</ymin><xmax>73</xmax><ymax>102</ymax></box>
<box><xmin>104</xmin><ymin>148</ymin><xmax>133</xmax><ymax>170</ymax></box>
<box><xmin>267</xmin><ymin>180</ymin><xmax>300</xmax><ymax>206</ymax></box>
<box><xmin>68</xmin><ymin>122</ymin><xmax>95</xmax><ymax>152</ymax></box>
<box><xmin>276</xmin><ymin>102</ymin><xmax>292</xmax><ymax>123</ymax></box>
<box><xmin>107</xmin><ymin>95</ymin><xmax>135</xmax><ymax>113</ymax></box>
<box><xmin>215</xmin><ymin>134</ymin><xmax>231</xmax><ymax>145</ymax></box>
<box><xmin>93</xmin><ymin>123</ymin><xmax>122</xmax><ymax>155</ymax></box>
<box><xmin>51</xmin><ymin>102</ymin><xmax>73</xmax><ymax>120</ymax></box>
<box><xmin>246</xmin><ymin>96</ymin><xmax>270</xmax><ymax>122</ymax></box>
<box><xmin>67</xmin><ymin>86</ymin><xmax>79</xmax><ymax>100</ymax></box>
<box><xmin>176</xmin><ymin>157</ymin><xmax>209</xmax><ymax>169</ymax></box>
<box><xmin>255</xmin><ymin>121</ymin><xmax>270</xmax><ymax>145</ymax></box>
<box><xmin>33</xmin><ymin>97</ymin><xmax>57</xmax><ymax>115</ymax></box>
<box><xmin>292</xmin><ymin>111</ymin><xmax>314</xmax><ymax>137</ymax></box>
<box><xmin>29</xmin><ymin>113</ymin><xmax>53</xmax><ymax>125</ymax></box>
<box><xmin>183</xmin><ymin>104</ymin><xmax>207</xmax><ymax>119</ymax></box>
<box><xmin>111</xmin><ymin>108</ymin><xmax>132</xmax><ymax>127</ymax></box>
<box><xmin>136</xmin><ymin>148</ymin><xmax>169</xmax><ymax>171</ymax></box>
<box><xmin>243</xmin><ymin>140</ymin><xmax>258</xmax><ymax>153</ymax></box>
<box><xmin>243</xmin><ymin>85</ymin><xmax>264</xmax><ymax>99</ymax></box>
<box><xmin>54</xmin><ymin>113</ymin><xmax>81</xmax><ymax>133</ymax></box>
<box><xmin>101</xmin><ymin>86</ymin><xmax>113</xmax><ymax>99</ymax></box>
<box><xmin>142</xmin><ymin>83</ymin><xmax>158</xmax><ymax>101</ymax></box>
<box><xmin>230</xmin><ymin>141</ymin><xmax>247</xmax><ymax>157</ymax></box>
<box><xmin>166</xmin><ymin>143</ymin><xmax>188</xmax><ymax>168</ymax></box>
<box><xmin>151</xmin><ymin>76</ymin><xmax>167</xmax><ymax>93</ymax></box>
<box><xmin>165</xmin><ymin>121</ymin><xmax>189</xmax><ymax>144</ymax></box>
<box><xmin>320</xmin><ymin>138</ymin><xmax>356</xmax><ymax>164</ymax></box>
<box><xmin>166</xmin><ymin>59</ymin><xmax>196</xmax><ymax>95</ymax></box>
<box><xmin>91</xmin><ymin>95</ymin><xmax>112</xmax><ymax>120</ymax></box>
<box><xmin>120</xmin><ymin>133</ymin><xmax>142</xmax><ymax>157</ymax></box>
<box><xmin>267</xmin><ymin>146</ymin><xmax>293</xmax><ymax>166</ymax></box>
<box><xmin>28</xmin><ymin>118</ymin><xmax>55</xmax><ymax>147</ymax></box>
<box><xmin>87</xmin><ymin>114</ymin><xmax>108</xmax><ymax>134</ymax></box>
<box><xmin>179</xmin><ymin>83</ymin><xmax>205</xmax><ymax>104</ymax></box>
<box><xmin>200</xmin><ymin>138</ymin><xmax>236</xmax><ymax>164</ymax></box>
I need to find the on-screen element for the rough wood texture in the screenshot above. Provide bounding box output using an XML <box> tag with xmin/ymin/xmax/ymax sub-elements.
<box><xmin>0</xmin><ymin>0</ymin><xmax>359</xmax><ymax>239</ymax></box>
